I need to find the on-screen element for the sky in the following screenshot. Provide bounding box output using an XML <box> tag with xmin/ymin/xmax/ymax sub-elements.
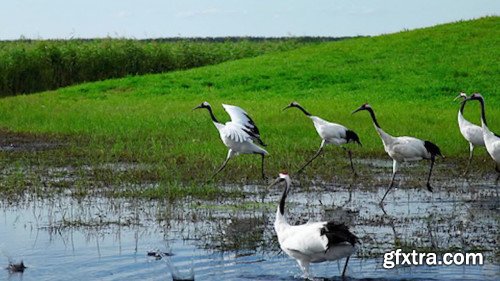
<box><xmin>0</xmin><ymin>0</ymin><xmax>499</xmax><ymax>40</ymax></box>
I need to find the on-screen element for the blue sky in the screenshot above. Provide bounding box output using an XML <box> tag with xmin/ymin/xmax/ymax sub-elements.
<box><xmin>1</xmin><ymin>0</ymin><xmax>499</xmax><ymax>39</ymax></box>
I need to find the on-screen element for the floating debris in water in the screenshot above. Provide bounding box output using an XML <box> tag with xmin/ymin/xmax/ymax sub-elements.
<box><xmin>147</xmin><ymin>250</ymin><xmax>174</xmax><ymax>260</ymax></box>
<box><xmin>7</xmin><ymin>260</ymin><xmax>26</xmax><ymax>273</ymax></box>
<box><xmin>173</xmin><ymin>278</ymin><xmax>195</xmax><ymax>281</ymax></box>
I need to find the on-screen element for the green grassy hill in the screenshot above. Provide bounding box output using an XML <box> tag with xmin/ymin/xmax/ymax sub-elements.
<box><xmin>0</xmin><ymin>17</ymin><xmax>498</xmax><ymax>183</ymax></box>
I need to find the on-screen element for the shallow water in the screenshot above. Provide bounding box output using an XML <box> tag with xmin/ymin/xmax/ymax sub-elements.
<box><xmin>1</xmin><ymin>177</ymin><xmax>498</xmax><ymax>281</ymax></box>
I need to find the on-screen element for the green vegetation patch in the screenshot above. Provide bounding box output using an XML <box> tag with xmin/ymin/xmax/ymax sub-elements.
<box><xmin>0</xmin><ymin>17</ymin><xmax>498</xmax><ymax>187</ymax></box>
<box><xmin>114</xmin><ymin>182</ymin><xmax>244</xmax><ymax>201</ymax></box>
<box><xmin>0</xmin><ymin>38</ymin><xmax>325</xmax><ymax>96</ymax></box>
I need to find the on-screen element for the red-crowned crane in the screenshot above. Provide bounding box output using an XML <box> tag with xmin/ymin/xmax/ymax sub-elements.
<box><xmin>465</xmin><ymin>93</ymin><xmax>500</xmax><ymax>184</ymax></box>
<box><xmin>352</xmin><ymin>103</ymin><xmax>443</xmax><ymax>204</ymax></box>
<box><xmin>454</xmin><ymin>92</ymin><xmax>485</xmax><ymax>174</ymax></box>
<box><xmin>269</xmin><ymin>172</ymin><xmax>358</xmax><ymax>279</ymax></box>
<box><xmin>283</xmin><ymin>102</ymin><xmax>361</xmax><ymax>175</ymax></box>
<box><xmin>193</xmin><ymin>102</ymin><xmax>268</xmax><ymax>180</ymax></box>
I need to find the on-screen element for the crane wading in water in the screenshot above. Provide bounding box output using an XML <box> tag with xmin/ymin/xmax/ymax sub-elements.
<box><xmin>352</xmin><ymin>103</ymin><xmax>443</xmax><ymax>204</ymax></box>
<box><xmin>464</xmin><ymin>94</ymin><xmax>500</xmax><ymax>184</ymax></box>
<box><xmin>283</xmin><ymin>101</ymin><xmax>361</xmax><ymax>175</ymax></box>
<box><xmin>193</xmin><ymin>102</ymin><xmax>268</xmax><ymax>180</ymax></box>
<box><xmin>269</xmin><ymin>172</ymin><xmax>358</xmax><ymax>279</ymax></box>
<box><xmin>454</xmin><ymin>92</ymin><xmax>485</xmax><ymax>175</ymax></box>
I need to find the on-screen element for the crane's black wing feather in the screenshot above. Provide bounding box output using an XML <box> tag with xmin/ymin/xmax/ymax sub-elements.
<box><xmin>320</xmin><ymin>222</ymin><xmax>358</xmax><ymax>251</ymax></box>
<box><xmin>242</xmin><ymin>113</ymin><xmax>267</xmax><ymax>146</ymax></box>
<box><xmin>424</xmin><ymin>140</ymin><xmax>443</xmax><ymax>158</ymax></box>
<box><xmin>345</xmin><ymin>130</ymin><xmax>362</xmax><ymax>146</ymax></box>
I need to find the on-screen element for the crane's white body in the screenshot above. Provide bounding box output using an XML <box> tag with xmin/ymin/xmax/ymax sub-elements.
<box><xmin>456</xmin><ymin>93</ymin><xmax>484</xmax><ymax>173</ymax></box>
<box><xmin>375</xmin><ymin>127</ymin><xmax>432</xmax><ymax>163</ymax></box>
<box><xmin>481</xmin><ymin>120</ymin><xmax>500</xmax><ymax>165</ymax></box>
<box><xmin>310</xmin><ymin>116</ymin><xmax>350</xmax><ymax>146</ymax></box>
<box><xmin>458</xmin><ymin>111</ymin><xmax>485</xmax><ymax>148</ymax></box>
<box><xmin>217</xmin><ymin>104</ymin><xmax>268</xmax><ymax>151</ymax></box>
<box><xmin>195</xmin><ymin>102</ymin><xmax>268</xmax><ymax>179</ymax></box>
<box><xmin>214</xmin><ymin>121</ymin><xmax>268</xmax><ymax>158</ymax></box>
<box><xmin>353</xmin><ymin>103</ymin><xmax>441</xmax><ymax>202</ymax></box>
<box><xmin>215</xmin><ymin>104</ymin><xmax>268</xmax><ymax>157</ymax></box>
<box><xmin>284</xmin><ymin>102</ymin><xmax>360</xmax><ymax>174</ymax></box>
<box><xmin>272</xmin><ymin>174</ymin><xmax>356</xmax><ymax>279</ymax></box>
<box><xmin>466</xmin><ymin>94</ymin><xmax>500</xmax><ymax>175</ymax></box>
<box><xmin>375</xmin><ymin>128</ymin><xmax>437</xmax><ymax>201</ymax></box>
<box><xmin>274</xmin><ymin>215</ymin><xmax>355</xmax><ymax>273</ymax></box>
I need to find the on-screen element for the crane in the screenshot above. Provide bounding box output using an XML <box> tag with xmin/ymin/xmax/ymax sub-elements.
<box><xmin>193</xmin><ymin>102</ymin><xmax>268</xmax><ymax>180</ymax></box>
<box><xmin>464</xmin><ymin>93</ymin><xmax>500</xmax><ymax>184</ymax></box>
<box><xmin>270</xmin><ymin>172</ymin><xmax>358</xmax><ymax>279</ymax></box>
<box><xmin>352</xmin><ymin>103</ymin><xmax>443</xmax><ymax>204</ymax></box>
<box><xmin>283</xmin><ymin>101</ymin><xmax>361</xmax><ymax>175</ymax></box>
<box><xmin>454</xmin><ymin>92</ymin><xmax>485</xmax><ymax>175</ymax></box>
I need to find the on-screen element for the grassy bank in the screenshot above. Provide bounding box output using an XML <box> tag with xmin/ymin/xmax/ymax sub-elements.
<box><xmin>0</xmin><ymin>17</ymin><xmax>498</xmax><ymax>185</ymax></box>
<box><xmin>0</xmin><ymin>38</ymin><xmax>321</xmax><ymax>96</ymax></box>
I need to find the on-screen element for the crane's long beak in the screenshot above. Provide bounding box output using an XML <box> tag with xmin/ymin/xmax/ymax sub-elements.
<box><xmin>267</xmin><ymin>177</ymin><xmax>281</xmax><ymax>188</ymax></box>
<box><xmin>282</xmin><ymin>105</ymin><xmax>292</xmax><ymax>111</ymax></box>
<box><xmin>351</xmin><ymin>107</ymin><xmax>364</xmax><ymax>115</ymax></box>
<box><xmin>453</xmin><ymin>94</ymin><xmax>464</xmax><ymax>101</ymax></box>
<box><xmin>192</xmin><ymin>105</ymin><xmax>202</xmax><ymax>110</ymax></box>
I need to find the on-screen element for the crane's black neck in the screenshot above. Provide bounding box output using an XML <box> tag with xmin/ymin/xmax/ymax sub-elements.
<box><xmin>478</xmin><ymin>98</ymin><xmax>488</xmax><ymax>127</ymax></box>
<box><xmin>366</xmin><ymin>107</ymin><xmax>381</xmax><ymax>128</ymax></box>
<box><xmin>294</xmin><ymin>104</ymin><xmax>311</xmax><ymax>116</ymax></box>
<box><xmin>459</xmin><ymin>99</ymin><xmax>466</xmax><ymax>114</ymax></box>
<box><xmin>205</xmin><ymin>106</ymin><xmax>220</xmax><ymax>124</ymax></box>
<box><xmin>279</xmin><ymin>182</ymin><xmax>289</xmax><ymax>215</ymax></box>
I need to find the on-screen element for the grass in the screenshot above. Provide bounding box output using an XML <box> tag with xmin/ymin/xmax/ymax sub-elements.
<box><xmin>114</xmin><ymin>182</ymin><xmax>245</xmax><ymax>201</ymax></box>
<box><xmin>0</xmin><ymin>17</ymin><xmax>498</xmax><ymax>187</ymax></box>
<box><xmin>0</xmin><ymin>38</ymin><xmax>320</xmax><ymax>96</ymax></box>
<box><xmin>191</xmin><ymin>201</ymin><xmax>275</xmax><ymax>212</ymax></box>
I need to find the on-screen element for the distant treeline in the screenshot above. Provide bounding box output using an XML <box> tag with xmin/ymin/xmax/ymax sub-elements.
<box><xmin>2</xmin><ymin>36</ymin><xmax>352</xmax><ymax>43</ymax></box>
<box><xmin>0</xmin><ymin>37</ymin><xmax>353</xmax><ymax>96</ymax></box>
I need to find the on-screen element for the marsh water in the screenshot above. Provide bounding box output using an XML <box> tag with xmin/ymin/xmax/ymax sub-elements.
<box><xmin>1</xmin><ymin>164</ymin><xmax>499</xmax><ymax>281</ymax></box>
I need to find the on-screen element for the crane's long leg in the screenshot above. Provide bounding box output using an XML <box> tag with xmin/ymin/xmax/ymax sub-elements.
<box><xmin>260</xmin><ymin>153</ymin><xmax>266</xmax><ymax>180</ymax></box>
<box><xmin>342</xmin><ymin>256</ymin><xmax>351</xmax><ymax>277</ymax></box>
<box><xmin>346</xmin><ymin>148</ymin><xmax>357</xmax><ymax>177</ymax></box>
<box><xmin>426</xmin><ymin>156</ymin><xmax>436</xmax><ymax>192</ymax></box>
<box><xmin>496</xmin><ymin>164</ymin><xmax>500</xmax><ymax>186</ymax></box>
<box><xmin>297</xmin><ymin>260</ymin><xmax>310</xmax><ymax>280</ymax></box>
<box><xmin>296</xmin><ymin>140</ymin><xmax>326</xmax><ymax>174</ymax></box>
<box><xmin>463</xmin><ymin>143</ymin><xmax>474</xmax><ymax>176</ymax></box>
<box><xmin>210</xmin><ymin>150</ymin><xmax>233</xmax><ymax>180</ymax></box>
<box><xmin>381</xmin><ymin>160</ymin><xmax>398</xmax><ymax>204</ymax></box>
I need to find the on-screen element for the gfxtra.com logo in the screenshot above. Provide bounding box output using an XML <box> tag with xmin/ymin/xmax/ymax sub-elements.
<box><xmin>383</xmin><ymin>249</ymin><xmax>484</xmax><ymax>269</ymax></box>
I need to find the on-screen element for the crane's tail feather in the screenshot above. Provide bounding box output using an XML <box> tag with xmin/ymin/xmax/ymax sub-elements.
<box><xmin>346</xmin><ymin>130</ymin><xmax>362</xmax><ymax>146</ymax></box>
<box><xmin>424</xmin><ymin>140</ymin><xmax>443</xmax><ymax>158</ymax></box>
<box><xmin>321</xmin><ymin>222</ymin><xmax>359</xmax><ymax>249</ymax></box>
<box><xmin>257</xmin><ymin>138</ymin><xmax>267</xmax><ymax>147</ymax></box>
